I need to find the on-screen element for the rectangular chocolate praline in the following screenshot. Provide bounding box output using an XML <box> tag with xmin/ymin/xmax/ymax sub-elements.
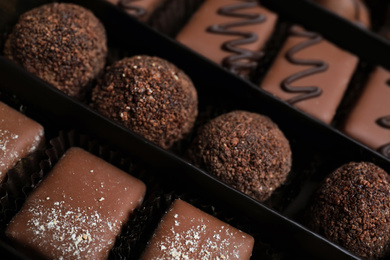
<box><xmin>140</xmin><ymin>199</ymin><xmax>254</xmax><ymax>260</ymax></box>
<box><xmin>343</xmin><ymin>66</ymin><xmax>390</xmax><ymax>157</ymax></box>
<box><xmin>6</xmin><ymin>147</ymin><xmax>146</xmax><ymax>259</ymax></box>
<box><xmin>0</xmin><ymin>101</ymin><xmax>44</xmax><ymax>183</ymax></box>
<box><xmin>260</xmin><ymin>25</ymin><xmax>358</xmax><ymax>124</ymax></box>
<box><xmin>175</xmin><ymin>0</ymin><xmax>277</xmax><ymax>77</ymax></box>
<box><xmin>106</xmin><ymin>0</ymin><xmax>164</xmax><ymax>22</ymax></box>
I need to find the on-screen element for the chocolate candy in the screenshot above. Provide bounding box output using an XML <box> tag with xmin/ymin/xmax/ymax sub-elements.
<box><xmin>6</xmin><ymin>147</ymin><xmax>146</xmax><ymax>259</ymax></box>
<box><xmin>0</xmin><ymin>102</ymin><xmax>44</xmax><ymax>183</ymax></box>
<box><xmin>187</xmin><ymin>110</ymin><xmax>292</xmax><ymax>202</ymax></box>
<box><xmin>91</xmin><ymin>55</ymin><xmax>198</xmax><ymax>149</ymax></box>
<box><xmin>140</xmin><ymin>199</ymin><xmax>254</xmax><ymax>259</ymax></box>
<box><xmin>176</xmin><ymin>0</ymin><xmax>277</xmax><ymax>77</ymax></box>
<box><xmin>307</xmin><ymin>162</ymin><xmax>390</xmax><ymax>259</ymax></box>
<box><xmin>4</xmin><ymin>3</ymin><xmax>107</xmax><ymax>99</ymax></box>
<box><xmin>106</xmin><ymin>0</ymin><xmax>163</xmax><ymax>22</ymax></box>
<box><xmin>343</xmin><ymin>67</ymin><xmax>390</xmax><ymax>158</ymax></box>
<box><xmin>260</xmin><ymin>0</ymin><xmax>370</xmax><ymax>124</ymax></box>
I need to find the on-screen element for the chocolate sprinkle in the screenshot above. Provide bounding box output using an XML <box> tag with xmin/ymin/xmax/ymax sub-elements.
<box><xmin>187</xmin><ymin>110</ymin><xmax>292</xmax><ymax>202</ymax></box>
<box><xmin>91</xmin><ymin>55</ymin><xmax>198</xmax><ymax>149</ymax></box>
<box><xmin>3</xmin><ymin>3</ymin><xmax>107</xmax><ymax>99</ymax></box>
<box><xmin>307</xmin><ymin>162</ymin><xmax>390</xmax><ymax>259</ymax></box>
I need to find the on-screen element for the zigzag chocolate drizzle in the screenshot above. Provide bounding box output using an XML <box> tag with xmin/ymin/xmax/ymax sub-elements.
<box><xmin>376</xmin><ymin>99</ymin><xmax>390</xmax><ymax>157</ymax></box>
<box><xmin>206</xmin><ymin>0</ymin><xmax>265</xmax><ymax>74</ymax></box>
<box><xmin>281</xmin><ymin>26</ymin><xmax>328</xmax><ymax>105</ymax></box>
<box><xmin>118</xmin><ymin>0</ymin><xmax>146</xmax><ymax>18</ymax></box>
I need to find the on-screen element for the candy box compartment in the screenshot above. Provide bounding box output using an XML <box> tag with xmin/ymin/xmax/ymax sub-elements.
<box><xmin>0</xmin><ymin>0</ymin><xmax>390</xmax><ymax>259</ymax></box>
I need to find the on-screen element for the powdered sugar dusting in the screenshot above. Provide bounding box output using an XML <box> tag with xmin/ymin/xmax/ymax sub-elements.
<box><xmin>0</xmin><ymin>129</ymin><xmax>20</xmax><ymax>175</ymax></box>
<box><xmin>155</xmin><ymin>215</ymin><xmax>248</xmax><ymax>259</ymax></box>
<box><xmin>24</xmin><ymin>198</ymin><xmax>120</xmax><ymax>259</ymax></box>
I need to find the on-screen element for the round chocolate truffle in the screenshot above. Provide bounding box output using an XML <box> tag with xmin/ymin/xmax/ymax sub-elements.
<box><xmin>187</xmin><ymin>110</ymin><xmax>292</xmax><ymax>202</ymax></box>
<box><xmin>4</xmin><ymin>3</ymin><xmax>107</xmax><ymax>99</ymax></box>
<box><xmin>307</xmin><ymin>162</ymin><xmax>390</xmax><ymax>259</ymax></box>
<box><xmin>91</xmin><ymin>55</ymin><xmax>198</xmax><ymax>149</ymax></box>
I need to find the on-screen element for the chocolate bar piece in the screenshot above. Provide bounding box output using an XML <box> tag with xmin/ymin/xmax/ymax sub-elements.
<box><xmin>343</xmin><ymin>67</ymin><xmax>390</xmax><ymax>157</ymax></box>
<box><xmin>260</xmin><ymin>0</ymin><xmax>370</xmax><ymax>124</ymax></box>
<box><xmin>107</xmin><ymin>0</ymin><xmax>164</xmax><ymax>22</ymax></box>
<box><xmin>0</xmin><ymin>102</ymin><xmax>44</xmax><ymax>182</ymax></box>
<box><xmin>140</xmin><ymin>199</ymin><xmax>254</xmax><ymax>260</ymax></box>
<box><xmin>6</xmin><ymin>147</ymin><xmax>146</xmax><ymax>259</ymax></box>
<box><xmin>176</xmin><ymin>0</ymin><xmax>277</xmax><ymax>77</ymax></box>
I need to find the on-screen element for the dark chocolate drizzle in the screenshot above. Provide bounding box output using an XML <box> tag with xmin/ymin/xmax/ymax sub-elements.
<box><xmin>375</xmin><ymin>82</ymin><xmax>390</xmax><ymax>157</ymax></box>
<box><xmin>118</xmin><ymin>0</ymin><xmax>146</xmax><ymax>18</ymax></box>
<box><xmin>376</xmin><ymin>115</ymin><xmax>390</xmax><ymax>157</ymax></box>
<box><xmin>281</xmin><ymin>26</ymin><xmax>328</xmax><ymax>105</ymax></box>
<box><xmin>206</xmin><ymin>0</ymin><xmax>265</xmax><ymax>74</ymax></box>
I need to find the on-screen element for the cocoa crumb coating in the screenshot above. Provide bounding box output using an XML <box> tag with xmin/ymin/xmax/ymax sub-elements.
<box><xmin>4</xmin><ymin>3</ymin><xmax>107</xmax><ymax>99</ymax></box>
<box><xmin>91</xmin><ymin>55</ymin><xmax>198</xmax><ymax>149</ymax></box>
<box><xmin>307</xmin><ymin>162</ymin><xmax>390</xmax><ymax>259</ymax></box>
<box><xmin>187</xmin><ymin>110</ymin><xmax>292</xmax><ymax>202</ymax></box>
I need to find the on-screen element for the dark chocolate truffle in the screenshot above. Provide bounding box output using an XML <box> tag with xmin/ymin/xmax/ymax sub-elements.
<box><xmin>91</xmin><ymin>55</ymin><xmax>198</xmax><ymax>149</ymax></box>
<box><xmin>307</xmin><ymin>162</ymin><xmax>390</xmax><ymax>259</ymax></box>
<box><xmin>4</xmin><ymin>3</ymin><xmax>107</xmax><ymax>99</ymax></box>
<box><xmin>187</xmin><ymin>110</ymin><xmax>292</xmax><ymax>202</ymax></box>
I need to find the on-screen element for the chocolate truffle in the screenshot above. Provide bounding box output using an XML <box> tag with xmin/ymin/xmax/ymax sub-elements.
<box><xmin>187</xmin><ymin>110</ymin><xmax>292</xmax><ymax>202</ymax></box>
<box><xmin>307</xmin><ymin>162</ymin><xmax>390</xmax><ymax>259</ymax></box>
<box><xmin>6</xmin><ymin>147</ymin><xmax>146</xmax><ymax>259</ymax></box>
<box><xmin>0</xmin><ymin>102</ymin><xmax>44</xmax><ymax>183</ymax></box>
<box><xmin>91</xmin><ymin>55</ymin><xmax>198</xmax><ymax>149</ymax></box>
<box><xmin>260</xmin><ymin>0</ymin><xmax>370</xmax><ymax>123</ymax></box>
<box><xmin>176</xmin><ymin>0</ymin><xmax>277</xmax><ymax>77</ymax></box>
<box><xmin>140</xmin><ymin>199</ymin><xmax>254</xmax><ymax>259</ymax></box>
<box><xmin>4</xmin><ymin>3</ymin><xmax>107</xmax><ymax>99</ymax></box>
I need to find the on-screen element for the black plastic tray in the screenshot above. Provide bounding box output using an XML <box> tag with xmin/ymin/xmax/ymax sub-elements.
<box><xmin>0</xmin><ymin>0</ymin><xmax>390</xmax><ymax>259</ymax></box>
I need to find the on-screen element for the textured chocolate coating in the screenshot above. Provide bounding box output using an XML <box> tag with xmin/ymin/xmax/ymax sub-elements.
<box><xmin>91</xmin><ymin>55</ymin><xmax>198</xmax><ymax>149</ymax></box>
<box><xmin>6</xmin><ymin>147</ymin><xmax>146</xmax><ymax>259</ymax></box>
<box><xmin>307</xmin><ymin>162</ymin><xmax>390</xmax><ymax>259</ymax></box>
<box><xmin>260</xmin><ymin>0</ymin><xmax>370</xmax><ymax>123</ymax></box>
<box><xmin>4</xmin><ymin>3</ymin><xmax>107</xmax><ymax>99</ymax></box>
<box><xmin>187</xmin><ymin>110</ymin><xmax>292</xmax><ymax>202</ymax></box>
<box><xmin>140</xmin><ymin>199</ymin><xmax>254</xmax><ymax>259</ymax></box>
<box><xmin>106</xmin><ymin>0</ymin><xmax>164</xmax><ymax>22</ymax></box>
<box><xmin>0</xmin><ymin>102</ymin><xmax>44</xmax><ymax>183</ymax></box>
<box><xmin>176</xmin><ymin>0</ymin><xmax>277</xmax><ymax>77</ymax></box>
<box><xmin>343</xmin><ymin>67</ymin><xmax>390</xmax><ymax>158</ymax></box>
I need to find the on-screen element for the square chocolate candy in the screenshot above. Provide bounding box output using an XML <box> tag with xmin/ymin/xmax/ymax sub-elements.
<box><xmin>6</xmin><ymin>147</ymin><xmax>146</xmax><ymax>259</ymax></box>
<box><xmin>140</xmin><ymin>199</ymin><xmax>254</xmax><ymax>259</ymax></box>
<box><xmin>0</xmin><ymin>101</ymin><xmax>44</xmax><ymax>182</ymax></box>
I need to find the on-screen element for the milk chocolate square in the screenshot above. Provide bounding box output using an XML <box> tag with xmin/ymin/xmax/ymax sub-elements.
<box><xmin>140</xmin><ymin>199</ymin><xmax>254</xmax><ymax>260</ymax></box>
<box><xmin>0</xmin><ymin>102</ymin><xmax>44</xmax><ymax>182</ymax></box>
<box><xmin>343</xmin><ymin>67</ymin><xmax>390</xmax><ymax>157</ymax></box>
<box><xmin>6</xmin><ymin>147</ymin><xmax>146</xmax><ymax>259</ymax></box>
<box><xmin>260</xmin><ymin>25</ymin><xmax>358</xmax><ymax>124</ymax></box>
<box><xmin>106</xmin><ymin>0</ymin><xmax>165</xmax><ymax>22</ymax></box>
<box><xmin>176</xmin><ymin>0</ymin><xmax>277</xmax><ymax>77</ymax></box>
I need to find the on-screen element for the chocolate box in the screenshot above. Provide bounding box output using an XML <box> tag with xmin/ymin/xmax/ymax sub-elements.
<box><xmin>0</xmin><ymin>0</ymin><xmax>390</xmax><ymax>259</ymax></box>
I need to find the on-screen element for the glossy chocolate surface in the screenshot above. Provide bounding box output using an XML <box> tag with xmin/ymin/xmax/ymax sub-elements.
<box><xmin>261</xmin><ymin>25</ymin><xmax>358</xmax><ymax>123</ymax></box>
<box><xmin>106</xmin><ymin>0</ymin><xmax>164</xmax><ymax>22</ymax></box>
<box><xmin>6</xmin><ymin>147</ymin><xmax>146</xmax><ymax>259</ymax></box>
<box><xmin>260</xmin><ymin>0</ymin><xmax>369</xmax><ymax>123</ymax></box>
<box><xmin>140</xmin><ymin>199</ymin><xmax>254</xmax><ymax>260</ymax></box>
<box><xmin>176</xmin><ymin>0</ymin><xmax>277</xmax><ymax>77</ymax></box>
<box><xmin>343</xmin><ymin>67</ymin><xmax>390</xmax><ymax>157</ymax></box>
<box><xmin>0</xmin><ymin>102</ymin><xmax>44</xmax><ymax>182</ymax></box>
